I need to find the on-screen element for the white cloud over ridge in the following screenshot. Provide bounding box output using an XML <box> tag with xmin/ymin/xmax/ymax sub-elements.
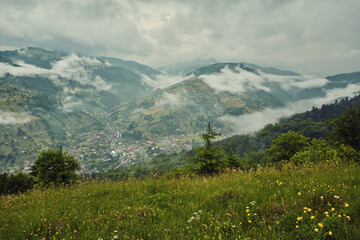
<box><xmin>218</xmin><ymin>84</ymin><xmax>360</xmax><ymax>135</ymax></box>
<box><xmin>0</xmin><ymin>110</ymin><xmax>31</xmax><ymax>125</ymax></box>
<box><xmin>198</xmin><ymin>65</ymin><xmax>329</xmax><ymax>95</ymax></box>
<box><xmin>155</xmin><ymin>91</ymin><xmax>188</xmax><ymax>108</ymax></box>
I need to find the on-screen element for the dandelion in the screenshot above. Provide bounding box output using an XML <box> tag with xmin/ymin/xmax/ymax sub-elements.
<box><xmin>344</xmin><ymin>203</ymin><xmax>349</xmax><ymax>208</ymax></box>
<box><xmin>296</xmin><ymin>225</ymin><xmax>299</xmax><ymax>229</ymax></box>
<box><xmin>248</xmin><ymin>220</ymin><xmax>252</xmax><ymax>223</ymax></box>
<box><xmin>329</xmin><ymin>231</ymin><xmax>333</xmax><ymax>236</ymax></box>
<box><xmin>315</xmin><ymin>228</ymin><xmax>319</xmax><ymax>232</ymax></box>
<box><xmin>338</xmin><ymin>215</ymin><xmax>342</xmax><ymax>218</ymax></box>
<box><xmin>297</xmin><ymin>217</ymin><xmax>303</xmax><ymax>221</ymax></box>
<box><xmin>246</xmin><ymin>209</ymin><xmax>250</xmax><ymax>213</ymax></box>
<box><xmin>318</xmin><ymin>223</ymin><xmax>323</xmax><ymax>228</ymax></box>
<box><xmin>346</xmin><ymin>216</ymin><xmax>351</xmax><ymax>220</ymax></box>
<box><xmin>307</xmin><ymin>208</ymin><xmax>312</xmax><ymax>212</ymax></box>
<box><xmin>298</xmin><ymin>192</ymin><xmax>302</xmax><ymax>196</ymax></box>
<box><xmin>320</xmin><ymin>196</ymin><xmax>324</xmax><ymax>200</ymax></box>
<box><xmin>311</xmin><ymin>216</ymin><xmax>315</xmax><ymax>220</ymax></box>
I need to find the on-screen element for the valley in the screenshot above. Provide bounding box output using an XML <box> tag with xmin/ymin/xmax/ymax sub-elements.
<box><xmin>1</xmin><ymin>47</ymin><xmax>360</xmax><ymax>174</ymax></box>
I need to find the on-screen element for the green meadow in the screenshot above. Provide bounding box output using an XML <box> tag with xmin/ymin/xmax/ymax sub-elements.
<box><xmin>1</xmin><ymin>160</ymin><xmax>359</xmax><ymax>239</ymax></box>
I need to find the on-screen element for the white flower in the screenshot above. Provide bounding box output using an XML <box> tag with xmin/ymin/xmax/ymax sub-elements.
<box><xmin>113</xmin><ymin>236</ymin><xmax>118</xmax><ymax>240</ymax></box>
<box><xmin>334</xmin><ymin>195</ymin><xmax>340</xmax><ymax>199</ymax></box>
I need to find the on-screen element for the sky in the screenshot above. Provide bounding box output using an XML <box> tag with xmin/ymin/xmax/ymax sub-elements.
<box><xmin>1</xmin><ymin>0</ymin><xmax>360</xmax><ymax>76</ymax></box>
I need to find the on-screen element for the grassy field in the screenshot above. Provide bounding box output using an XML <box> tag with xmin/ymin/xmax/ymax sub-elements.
<box><xmin>1</xmin><ymin>161</ymin><xmax>359</xmax><ymax>239</ymax></box>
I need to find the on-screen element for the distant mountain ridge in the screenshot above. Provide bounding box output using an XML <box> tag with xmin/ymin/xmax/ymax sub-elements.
<box><xmin>1</xmin><ymin>46</ymin><xmax>360</xmax><ymax>173</ymax></box>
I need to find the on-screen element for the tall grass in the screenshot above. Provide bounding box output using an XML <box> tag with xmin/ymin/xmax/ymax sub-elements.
<box><xmin>1</xmin><ymin>161</ymin><xmax>359</xmax><ymax>239</ymax></box>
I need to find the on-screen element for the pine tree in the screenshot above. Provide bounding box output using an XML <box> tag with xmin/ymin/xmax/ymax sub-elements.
<box><xmin>189</xmin><ymin>122</ymin><xmax>226</xmax><ymax>175</ymax></box>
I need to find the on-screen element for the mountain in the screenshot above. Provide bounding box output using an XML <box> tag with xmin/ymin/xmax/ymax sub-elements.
<box><xmin>158</xmin><ymin>58</ymin><xmax>219</xmax><ymax>75</ymax></box>
<box><xmin>109</xmin><ymin>63</ymin><xmax>360</xmax><ymax>140</ymax></box>
<box><xmin>1</xmin><ymin>47</ymin><xmax>360</xmax><ymax>173</ymax></box>
<box><xmin>0</xmin><ymin>47</ymin><xmax>161</xmax><ymax>172</ymax></box>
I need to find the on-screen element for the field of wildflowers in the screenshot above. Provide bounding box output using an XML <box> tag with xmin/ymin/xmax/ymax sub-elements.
<box><xmin>1</xmin><ymin>160</ymin><xmax>359</xmax><ymax>239</ymax></box>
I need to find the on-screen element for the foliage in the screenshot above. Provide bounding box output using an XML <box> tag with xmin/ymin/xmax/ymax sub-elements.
<box><xmin>30</xmin><ymin>148</ymin><xmax>80</xmax><ymax>187</ymax></box>
<box><xmin>290</xmin><ymin>139</ymin><xmax>360</xmax><ymax>164</ymax></box>
<box><xmin>266</xmin><ymin>131</ymin><xmax>310</xmax><ymax>162</ymax></box>
<box><xmin>328</xmin><ymin>105</ymin><xmax>360</xmax><ymax>151</ymax></box>
<box><xmin>1</xmin><ymin>161</ymin><xmax>359</xmax><ymax>239</ymax></box>
<box><xmin>0</xmin><ymin>172</ymin><xmax>34</xmax><ymax>195</ymax></box>
<box><xmin>189</xmin><ymin>122</ymin><xmax>226</xmax><ymax>175</ymax></box>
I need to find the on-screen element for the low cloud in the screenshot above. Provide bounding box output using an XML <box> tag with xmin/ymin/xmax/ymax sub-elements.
<box><xmin>200</xmin><ymin>66</ymin><xmax>271</xmax><ymax>93</ymax></box>
<box><xmin>218</xmin><ymin>83</ymin><xmax>360</xmax><ymax>135</ymax></box>
<box><xmin>59</xmin><ymin>96</ymin><xmax>82</xmax><ymax>113</ymax></box>
<box><xmin>0</xmin><ymin>110</ymin><xmax>31</xmax><ymax>125</ymax></box>
<box><xmin>198</xmin><ymin>65</ymin><xmax>330</xmax><ymax>95</ymax></box>
<box><xmin>0</xmin><ymin>53</ymin><xmax>112</xmax><ymax>91</ymax></box>
<box><xmin>155</xmin><ymin>91</ymin><xmax>188</xmax><ymax>108</ymax></box>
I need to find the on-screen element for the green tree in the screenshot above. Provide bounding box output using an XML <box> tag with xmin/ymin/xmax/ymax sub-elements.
<box><xmin>30</xmin><ymin>148</ymin><xmax>80</xmax><ymax>187</ymax></box>
<box><xmin>266</xmin><ymin>131</ymin><xmax>310</xmax><ymax>162</ymax></box>
<box><xmin>189</xmin><ymin>122</ymin><xmax>226</xmax><ymax>175</ymax></box>
<box><xmin>290</xmin><ymin>139</ymin><xmax>360</xmax><ymax>165</ymax></box>
<box><xmin>328</xmin><ymin>106</ymin><xmax>360</xmax><ymax>151</ymax></box>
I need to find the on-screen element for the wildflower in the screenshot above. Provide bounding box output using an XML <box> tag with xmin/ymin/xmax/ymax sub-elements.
<box><xmin>248</xmin><ymin>220</ymin><xmax>252</xmax><ymax>223</ymax></box>
<box><xmin>246</xmin><ymin>209</ymin><xmax>250</xmax><ymax>213</ymax></box>
<box><xmin>320</xmin><ymin>196</ymin><xmax>324</xmax><ymax>200</ymax></box>
<box><xmin>346</xmin><ymin>216</ymin><xmax>351</xmax><ymax>220</ymax></box>
<box><xmin>344</xmin><ymin>203</ymin><xmax>349</xmax><ymax>208</ymax></box>
<box><xmin>298</xmin><ymin>192</ymin><xmax>301</xmax><ymax>196</ymax></box>
<box><xmin>307</xmin><ymin>208</ymin><xmax>312</xmax><ymax>212</ymax></box>
<box><xmin>114</xmin><ymin>230</ymin><xmax>118</xmax><ymax>233</ymax></box>
<box><xmin>311</xmin><ymin>216</ymin><xmax>315</xmax><ymax>220</ymax></box>
<box><xmin>338</xmin><ymin>215</ymin><xmax>342</xmax><ymax>218</ymax></box>
<box><xmin>279</xmin><ymin>182</ymin><xmax>283</xmax><ymax>186</ymax></box>
<box><xmin>318</xmin><ymin>223</ymin><xmax>323</xmax><ymax>228</ymax></box>
<box><xmin>334</xmin><ymin>195</ymin><xmax>340</xmax><ymax>199</ymax></box>
<box><xmin>315</xmin><ymin>228</ymin><xmax>319</xmax><ymax>232</ymax></box>
<box><xmin>113</xmin><ymin>236</ymin><xmax>118</xmax><ymax>240</ymax></box>
<box><xmin>296</xmin><ymin>225</ymin><xmax>299</xmax><ymax>229</ymax></box>
<box><xmin>74</xmin><ymin>230</ymin><xmax>77</xmax><ymax>234</ymax></box>
<box><xmin>329</xmin><ymin>231</ymin><xmax>333</xmax><ymax>236</ymax></box>
<box><xmin>297</xmin><ymin>217</ymin><xmax>303</xmax><ymax>221</ymax></box>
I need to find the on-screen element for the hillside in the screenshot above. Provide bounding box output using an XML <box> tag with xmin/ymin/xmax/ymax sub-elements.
<box><xmin>1</xmin><ymin>47</ymin><xmax>360</xmax><ymax>174</ymax></box>
<box><xmin>1</xmin><ymin>161</ymin><xmax>359</xmax><ymax>239</ymax></box>
<box><xmin>0</xmin><ymin>47</ymin><xmax>161</xmax><ymax>172</ymax></box>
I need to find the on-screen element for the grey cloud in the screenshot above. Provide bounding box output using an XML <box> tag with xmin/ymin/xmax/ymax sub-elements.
<box><xmin>1</xmin><ymin>0</ymin><xmax>359</xmax><ymax>75</ymax></box>
<box><xmin>154</xmin><ymin>91</ymin><xmax>188</xmax><ymax>108</ymax></box>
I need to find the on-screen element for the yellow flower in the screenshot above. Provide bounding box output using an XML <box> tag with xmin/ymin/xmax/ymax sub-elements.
<box><xmin>315</xmin><ymin>228</ymin><xmax>319</xmax><ymax>232</ymax></box>
<box><xmin>329</xmin><ymin>231</ymin><xmax>333</xmax><ymax>236</ymax></box>
<box><xmin>331</xmin><ymin>208</ymin><xmax>335</xmax><ymax>211</ymax></box>
<box><xmin>296</xmin><ymin>225</ymin><xmax>299</xmax><ymax>229</ymax></box>
<box><xmin>298</xmin><ymin>192</ymin><xmax>302</xmax><ymax>196</ymax></box>
<box><xmin>325</xmin><ymin>211</ymin><xmax>329</xmax><ymax>215</ymax></box>
<box><xmin>338</xmin><ymin>215</ymin><xmax>342</xmax><ymax>218</ymax></box>
<box><xmin>297</xmin><ymin>217</ymin><xmax>303</xmax><ymax>221</ymax></box>
<box><xmin>320</xmin><ymin>196</ymin><xmax>324</xmax><ymax>200</ymax></box>
<box><xmin>248</xmin><ymin>220</ymin><xmax>252</xmax><ymax>223</ymax></box>
<box><xmin>311</xmin><ymin>216</ymin><xmax>315</xmax><ymax>220</ymax></box>
<box><xmin>307</xmin><ymin>208</ymin><xmax>312</xmax><ymax>212</ymax></box>
<box><xmin>346</xmin><ymin>216</ymin><xmax>351</xmax><ymax>220</ymax></box>
<box><xmin>246</xmin><ymin>209</ymin><xmax>250</xmax><ymax>213</ymax></box>
<box><xmin>318</xmin><ymin>223</ymin><xmax>323</xmax><ymax>228</ymax></box>
<box><xmin>344</xmin><ymin>203</ymin><xmax>349</xmax><ymax>208</ymax></box>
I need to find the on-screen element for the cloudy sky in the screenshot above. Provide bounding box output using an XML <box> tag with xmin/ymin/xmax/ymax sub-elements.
<box><xmin>1</xmin><ymin>0</ymin><xmax>359</xmax><ymax>76</ymax></box>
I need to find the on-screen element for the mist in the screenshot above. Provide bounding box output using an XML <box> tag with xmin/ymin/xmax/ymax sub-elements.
<box><xmin>218</xmin><ymin>84</ymin><xmax>360</xmax><ymax>135</ymax></box>
<box><xmin>0</xmin><ymin>110</ymin><xmax>31</xmax><ymax>125</ymax></box>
